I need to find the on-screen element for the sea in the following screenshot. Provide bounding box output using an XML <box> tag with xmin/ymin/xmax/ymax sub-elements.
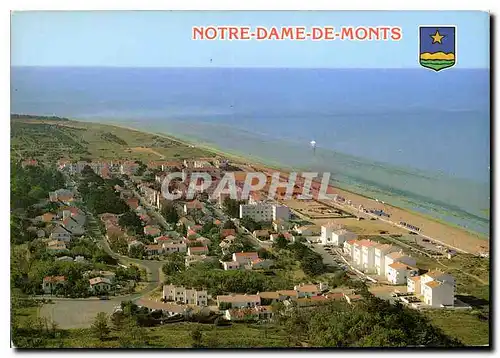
<box><xmin>10</xmin><ymin>67</ymin><xmax>491</xmax><ymax>237</ymax></box>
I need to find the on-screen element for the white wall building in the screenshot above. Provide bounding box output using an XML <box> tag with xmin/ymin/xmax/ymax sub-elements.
<box><xmin>343</xmin><ymin>239</ymin><xmax>356</xmax><ymax>258</ymax></box>
<box><xmin>320</xmin><ymin>224</ymin><xmax>357</xmax><ymax>246</ymax></box>
<box><xmin>417</xmin><ymin>270</ymin><xmax>456</xmax><ymax>307</ymax></box>
<box><xmin>217</xmin><ymin>294</ymin><xmax>261</xmax><ymax>309</ymax></box>
<box><xmin>384</xmin><ymin>251</ymin><xmax>416</xmax><ymax>278</ymax></box>
<box><xmin>232</xmin><ymin>252</ymin><xmax>259</xmax><ymax>265</ymax></box>
<box><xmin>361</xmin><ymin>243</ymin><xmax>377</xmax><ymax>273</ymax></box>
<box><xmin>386</xmin><ymin>262</ymin><xmax>418</xmax><ymax>285</ymax></box>
<box><xmin>352</xmin><ymin>239</ymin><xmax>376</xmax><ymax>269</ymax></box>
<box><xmin>163</xmin><ymin>285</ymin><xmax>208</xmax><ymax>306</ymax></box>
<box><xmin>272</xmin><ymin>205</ymin><xmax>290</xmax><ymax>221</ymax></box>
<box><xmin>374</xmin><ymin>244</ymin><xmax>394</xmax><ymax>276</ymax></box>
<box><xmin>239</xmin><ymin>202</ymin><xmax>290</xmax><ymax>222</ymax></box>
<box><xmin>222</xmin><ymin>261</ymin><xmax>241</xmax><ymax>270</ymax></box>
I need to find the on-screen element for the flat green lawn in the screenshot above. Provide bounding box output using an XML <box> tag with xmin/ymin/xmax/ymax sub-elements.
<box><xmin>424</xmin><ymin>310</ymin><xmax>489</xmax><ymax>346</ymax></box>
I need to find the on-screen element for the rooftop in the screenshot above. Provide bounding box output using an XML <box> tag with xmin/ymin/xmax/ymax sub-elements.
<box><xmin>43</xmin><ymin>276</ymin><xmax>66</xmax><ymax>283</ymax></box>
<box><xmin>424</xmin><ymin>280</ymin><xmax>442</xmax><ymax>288</ymax></box>
<box><xmin>89</xmin><ymin>277</ymin><xmax>111</xmax><ymax>285</ymax></box>
<box><xmin>217</xmin><ymin>294</ymin><xmax>261</xmax><ymax>303</ymax></box>
<box><xmin>388</xmin><ymin>262</ymin><xmax>409</xmax><ymax>270</ymax></box>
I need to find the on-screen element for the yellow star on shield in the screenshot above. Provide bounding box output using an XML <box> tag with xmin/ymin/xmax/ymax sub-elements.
<box><xmin>430</xmin><ymin>30</ymin><xmax>445</xmax><ymax>44</ymax></box>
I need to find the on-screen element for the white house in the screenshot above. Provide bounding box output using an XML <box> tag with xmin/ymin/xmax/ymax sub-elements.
<box><xmin>320</xmin><ymin>224</ymin><xmax>356</xmax><ymax>246</ymax></box>
<box><xmin>89</xmin><ymin>277</ymin><xmax>112</xmax><ymax>294</ymax></box>
<box><xmin>386</xmin><ymin>262</ymin><xmax>418</xmax><ymax>285</ymax></box>
<box><xmin>352</xmin><ymin>239</ymin><xmax>376</xmax><ymax>269</ymax></box>
<box><xmin>294</xmin><ymin>225</ymin><xmax>321</xmax><ymax>236</ymax></box>
<box><xmin>416</xmin><ymin>270</ymin><xmax>456</xmax><ymax>307</ymax></box>
<box><xmin>217</xmin><ymin>294</ymin><xmax>261</xmax><ymax>309</ymax></box>
<box><xmin>50</xmin><ymin>225</ymin><xmax>72</xmax><ymax>243</ymax></box>
<box><xmin>422</xmin><ymin>280</ymin><xmax>455</xmax><ymax>307</ymax></box>
<box><xmin>407</xmin><ymin>276</ymin><xmax>421</xmax><ymax>294</ymax></box>
<box><xmin>42</xmin><ymin>276</ymin><xmax>66</xmax><ymax>294</ymax></box>
<box><xmin>163</xmin><ymin>285</ymin><xmax>208</xmax><ymax>306</ymax></box>
<box><xmin>343</xmin><ymin>239</ymin><xmax>356</xmax><ymax>258</ymax></box>
<box><xmin>222</xmin><ymin>261</ymin><xmax>241</xmax><ymax>270</ymax></box>
<box><xmin>232</xmin><ymin>252</ymin><xmax>259</xmax><ymax>265</ymax></box>
<box><xmin>361</xmin><ymin>241</ymin><xmax>378</xmax><ymax>273</ymax></box>
<box><xmin>384</xmin><ymin>251</ymin><xmax>416</xmax><ymax>277</ymax></box>
<box><xmin>374</xmin><ymin>243</ymin><xmax>394</xmax><ymax>276</ymax></box>
<box><xmin>162</xmin><ymin>242</ymin><xmax>187</xmax><ymax>254</ymax></box>
<box><xmin>294</xmin><ymin>283</ymin><xmax>319</xmax><ymax>298</ymax></box>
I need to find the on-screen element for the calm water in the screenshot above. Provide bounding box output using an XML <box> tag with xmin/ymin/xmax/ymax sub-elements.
<box><xmin>11</xmin><ymin>67</ymin><xmax>490</xmax><ymax>236</ymax></box>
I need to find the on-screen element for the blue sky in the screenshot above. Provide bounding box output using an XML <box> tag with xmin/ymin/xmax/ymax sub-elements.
<box><xmin>11</xmin><ymin>11</ymin><xmax>489</xmax><ymax>68</ymax></box>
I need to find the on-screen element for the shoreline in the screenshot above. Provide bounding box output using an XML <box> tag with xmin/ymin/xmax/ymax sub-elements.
<box><xmin>95</xmin><ymin>120</ymin><xmax>489</xmax><ymax>253</ymax></box>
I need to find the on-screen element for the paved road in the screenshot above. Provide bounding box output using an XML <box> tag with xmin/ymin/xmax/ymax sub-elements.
<box><xmin>124</xmin><ymin>181</ymin><xmax>171</xmax><ymax>230</ymax></box>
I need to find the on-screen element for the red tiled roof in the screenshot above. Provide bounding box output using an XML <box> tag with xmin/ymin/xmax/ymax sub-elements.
<box><xmin>221</xmin><ymin>229</ymin><xmax>236</xmax><ymax>238</ymax></box>
<box><xmin>235</xmin><ymin>252</ymin><xmax>258</xmax><ymax>258</ymax></box>
<box><xmin>189</xmin><ymin>246</ymin><xmax>208</xmax><ymax>252</ymax></box>
<box><xmin>43</xmin><ymin>276</ymin><xmax>66</xmax><ymax>283</ymax></box>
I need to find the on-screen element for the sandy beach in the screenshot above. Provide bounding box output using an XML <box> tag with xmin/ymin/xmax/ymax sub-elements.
<box><xmin>246</xmin><ymin>163</ymin><xmax>489</xmax><ymax>255</ymax></box>
<box><xmin>107</xmin><ymin>122</ymin><xmax>489</xmax><ymax>255</ymax></box>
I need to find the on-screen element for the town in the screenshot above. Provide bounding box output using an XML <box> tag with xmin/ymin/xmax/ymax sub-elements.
<box><xmin>10</xmin><ymin>117</ymin><xmax>489</xmax><ymax>348</ymax></box>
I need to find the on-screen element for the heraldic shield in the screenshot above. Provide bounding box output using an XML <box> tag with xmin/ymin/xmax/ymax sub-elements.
<box><xmin>419</xmin><ymin>26</ymin><xmax>456</xmax><ymax>72</ymax></box>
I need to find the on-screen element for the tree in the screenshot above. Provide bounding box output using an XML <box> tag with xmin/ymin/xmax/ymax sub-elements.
<box><xmin>222</xmin><ymin>197</ymin><xmax>243</xmax><ymax>218</ymax></box>
<box><xmin>222</xmin><ymin>220</ymin><xmax>237</xmax><ymax>230</ymax></box>
<box><xmin>301</xmin><ymin>252</ymin><xmax>326</xmax><ymax>276</ymax></box>
<box><xmin>110</xmin><ymin>311</ymin><xmax>127</xmax><ymax>332</ymax></box>
<box><xmin>272</xmin><ymin>235</ymin><xmax>289</xmax><ymax>250</ymax></box>
<box><xmin>258</xmin><ymin>248</ymin><xmax>272</xmax><ymax>259</ymax></box>
<box><xmin>119</xmin><ymin>211</ymin><xmax>143</xmax><ymax>235</ymax></box>
<box><xmin>191</xmin><ymin>327</ymin><xmax>203</xmax><ymax>348</ymax></box>
<box><xmin>129</xmin><ymin>244</ymin><xmax>145</xmax><ymax>259</ymax></box>
<box><xmin>240</xmin><ymin>216</ymin><xmax>262</xmax><ymax>232</ymax></box>
<box><xmin>119</xmin><ymin>317</ymin><xmax>148</xmax><ymax>348</ymax></box>
<box><xmin>161</xmin><ymin>203</ymin><xmax>179</xmax><ymax>224</ymax></box>
<box><xmin>179</xmin><ymin>223</ymin><xmax>188</xmax><ymax>236</ymax></box>
<box><xmin>91</xmin><ymin>312</ymin><xmax>110</xmax><ymax>341</ymax></box>
<box><xmin>162</xmin><ymin>252</ymin><xmax>185</xmax><ymax>276</ymax></box>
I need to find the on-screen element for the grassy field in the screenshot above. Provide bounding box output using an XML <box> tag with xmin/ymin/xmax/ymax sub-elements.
<box><xmin>28</xmin><ymin>322</ymin><xmax>290</xmax><ymax>348</ymax></box>
<box><xmin>424</xmin><ymin>310</ymin><xmax>489</xmax><ymax>346</ymax></box>
<box><xmin>11</xmin><ymin>116</ymin><xmax>214</xmax><ymax>163</ymax></box>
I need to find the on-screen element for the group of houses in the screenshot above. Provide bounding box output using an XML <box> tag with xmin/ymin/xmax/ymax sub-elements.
<box><xmin>217</xmin><ymin>283</ymin><xmax>361</xmax><ymax>322</ymax></box>
<box><xmin>37</xmin><ymin>189</ymin><xmax>88</xmax><ymax>254</ymax></box>
<box><xmin>220</xmin><ymin>251</ymin><xmax>275</xmax><ymax>271</ymax></box>
<box><xmin>340</xmin><ymin>237</ymin><xmax>456</xmax><ymax>308</ymax></box>
<box><xmin>137</xmin><ymin>282</ymin><xmax>361</xmax><ymax>322</ymax></box>
<box><xmin>42</xmin><ymin>270</ymin><xmax>115</xmax><ymax>295</ymax></box>
<box><xmin>320</xmin><ymin>223</ymin><xmax>358</xmax><ymax>246</ymax></box>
